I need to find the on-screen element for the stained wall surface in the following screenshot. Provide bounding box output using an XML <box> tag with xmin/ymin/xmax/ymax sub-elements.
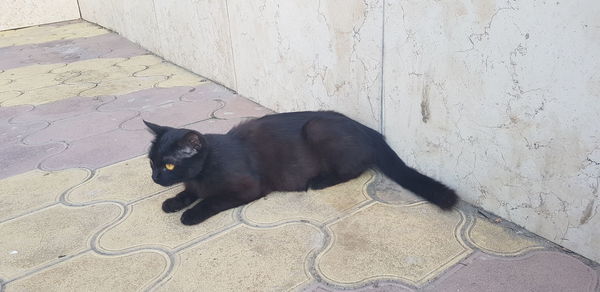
<box><xmin>0</xmin><ymin>0</ymin><xmax>80</xmax><ymax>31</ymax></box>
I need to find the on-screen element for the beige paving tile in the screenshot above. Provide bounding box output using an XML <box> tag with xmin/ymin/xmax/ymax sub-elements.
<box><xmin>317</xmin><ymin>203</ymin><xmax>471</xmax><ymax>286</ymax></box>
<box><xmin>67</xmin><ymin>156</ymin><xmax>166</xmax><ymax>203</ymax></box>
<box><xmin>371</xmin><ymin>174</ymin><xmax>425</xmax><ymax>205</ymax></box>
<box><xmin>0</xmin><ymin>204</ymin><xmax>121</xmax><ymax>278</ymax></box>
<box><xmin>244</xmin><ymin>171</ymin><xmax>373</xmax><ymax>225</ymax></box>
<box><xmin>0</xmin><ymin>169</ymin><xmax>90</xmax><ymax>221</ymax></box>
<box><xmin>0</xmin><ymin>55</ymin><xmax>205</xmax><ymax>106</ymax></box>
<box><xmin>467</xmin><ymin>218</ymin><xmax>543</xmax><ymax>255</ymax></box>
<box><xmin>0</xmin><ymin>22</ymin><xmax>109</xmax><ymax>48</ymax></box>
<box><xmin>158</xmin><ymin>224</ymin><xmax>321</xmax><ymax>292</ymax></box>
<box><xmin>5</xmin><ymin>251</ymin><xmax>167</xmax><ymax>291</ymax></box>
<box><xmin>97</xmin><ymin>188</ymin><xmax>237</xmax><ymax>250</ymax></box>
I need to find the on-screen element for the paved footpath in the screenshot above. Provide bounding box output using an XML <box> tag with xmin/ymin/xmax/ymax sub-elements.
<box><xmin>0</xmin><ymin>20</ymin><xmax>598</xmax><ymax>292</ymax></box>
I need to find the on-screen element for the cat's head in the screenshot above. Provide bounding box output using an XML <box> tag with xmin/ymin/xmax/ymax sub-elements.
<box><xmin>144</xmin><ymin>121</ymin><xmax>207</xmax><ymax>186</ymax></box>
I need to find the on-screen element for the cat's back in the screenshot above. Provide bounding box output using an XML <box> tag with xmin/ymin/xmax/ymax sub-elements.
<box><xmin>228</xmin><ymin>111</ymin><xmax>345</xmax><ymax>137</ymax></box>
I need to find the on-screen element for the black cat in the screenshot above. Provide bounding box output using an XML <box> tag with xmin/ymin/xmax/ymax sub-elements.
<box><xmin>145</xmin><ymin>111</ymin><xmax>458</xmax><ymax>225</ymax></box>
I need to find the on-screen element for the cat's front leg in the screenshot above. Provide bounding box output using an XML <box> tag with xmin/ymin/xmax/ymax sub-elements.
<box><xmin>162</xmin><ymin>190</ymin><xmax>199</xmax><ymax>213</ymax></box>
<box><xmin>180</xmin><ymin>196</ymin><xmax>246</xmax><ymax>225</ymax></box>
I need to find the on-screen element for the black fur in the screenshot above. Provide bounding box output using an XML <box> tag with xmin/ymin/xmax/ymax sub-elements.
<box><xmin>145</xmin><ymin>111</ymin><xmax>458</xmax><ymax>225</ymax></box>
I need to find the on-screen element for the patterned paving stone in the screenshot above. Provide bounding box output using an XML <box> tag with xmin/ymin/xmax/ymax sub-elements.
<box><xmin>424</xmin><ymin>251</ymin><xmax>599</xmax><ymax>292</ymax></box>
<box><xmin>244</xmin><ymin>171</ymin><xmax>373</xmax><ymax>225</ymax></box>
<box><xmin>0</xmin><ymin>120</ymin><xmax>46</xmax><ymax>145</ymax></box>
<box><xmin>67</xmin><ymin>156</ymin><xmax>165</xmax><ymax>203</ymax></box>
<box><xmin>180</xmin><ymin>82</ymin><xmax>237</xmax><ymax>102</ymax></box>
<box><xmin>40</xmin><ymin>128</ymin><xmax>152</xmax><ymax>171</ymax></box>
<box><xmin>371</xmin><ymin>175</ymin><xmax>424</xmax><ymax>205</ymax></box>
<box><xmin>23</xmin><ymin>110</ymin><xmax>137</xmax><ymax>145</ymax></box>
<box><xmin>0</xmin><ymin>91</ymin><xmax>24</xmax><ymax>105</ymax></box>
<box><xmin>120</xmin><ymin>100</ymin><xmax>220</xmax><ymax>131</ymax></box>
<box><xmin>0</xmin><ymin>142</ymin><xmax>66</xmax><ymax>179</ymax></box>
<box><xmin>98</xmin><ymin>188</ymin><xmax>237</xmax><ymax>250</ymax></box>
<box><xmin>467</xmin><ymin>217</ymin><xmax>542</xmax><ymax>255</ymax></box>
<box><xmin>302</xmin><ymin>282</ymin><xmax>415</xmax><ymax>292</ymax></box>
<box><xmin>98</xmin><ymin>87</ymin><xmax>192</xmax><ymax>112</ymax></box>
<box><xmin>5</xmin><ymin>251</ymin><xmax>167</xmax><ymax>291</ymax></box>
<box><xmin>157</xmin><ymin>224</ymin><xmax>321</xmax><ymax>292</ymax></box>
<box><xmin>214</xmin><ymin>94</ymin><xmax>274</xmax><ymax>119</ymax></box>
<box><xmin>0</xmin><ymin>33</ymin><xmax>149</xmax><ymax>70</ymax></box>
<box><xmin>10</xmin><ymin>95</ymin><xmax>115</xmax><ymax>124</ymax></box>
<box><xmin>0</xmin><ymin>169</ymin><xmax>89</xmax><ymax>222</ymax></box>
<box><xmin>0</xmin><ymin>104</ymin><xmax>33</xmax><ymax>122</ymax></box>
<box><xmin>0</xmin><ymin>55</ymin><xmax>207</xmax><ymax>106</ymax></box>
<box><xmin>0</xmin><ymin>203</ymin><xmax>121</xmax><ymax>279</ymax></box>
<box><xmin>0</xmin><ymin>21</ymin><xmax>109</xmax><ymax>48</ymax></box>
<box><xmin>317</xmin><ymin>203</ymin><xmax>470</xmax><ymax>286</ymax></box>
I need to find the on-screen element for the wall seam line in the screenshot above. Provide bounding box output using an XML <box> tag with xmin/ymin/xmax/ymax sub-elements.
<box><xmin>379</xmin><ymin>0</ymin><xmax>386</xmax><ymax>135</ymax></box>
<box><xmin>224</xmin><ymin>0</ymin><xmax>239</xmax><ymax>92</ymax></box>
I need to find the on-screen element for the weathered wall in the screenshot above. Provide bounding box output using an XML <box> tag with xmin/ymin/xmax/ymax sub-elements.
<box><xmin>77</xmin><ymin>0</ymin><xmax>600</xmax><ymax>262</ymax></box>
<box><xmin>0</xmin><ymin>0</ymin><xmax>80</xmax><ymax>31</ymax></box>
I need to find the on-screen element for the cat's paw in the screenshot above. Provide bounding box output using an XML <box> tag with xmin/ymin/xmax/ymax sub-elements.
<box><xmin>162</xmin><ymin>198</ymin><xmax>185</xmax><ymax>213</ymax></box>
<box><xmin>180</xmin><ymin>210</ymin><xmax>204</xmax><ymax>225</ymax></box>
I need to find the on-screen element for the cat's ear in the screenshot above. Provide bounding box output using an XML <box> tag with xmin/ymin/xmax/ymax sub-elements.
<box><xmin>143</xmin><ymin>120</ymin><xmax>167</xmax><ymax>136</ymax></box>
<box><xmin>179</xmin><ymin>131</ymin><xmax>203</xmax><ymax>151</ymax></box>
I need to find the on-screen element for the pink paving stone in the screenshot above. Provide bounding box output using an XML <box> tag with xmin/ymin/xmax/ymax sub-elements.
<box><xmin>423</xmin><ymin>251</ymin><xmax>599</xmax><ymax>292</ymax></box>
<box><xmin>0</xmin><ymin>33</ymin><xmax>149</xmax><ymax>70</ymax></box>
<box><xmin>120</xmin><ymin>99</ymin><xmax>221</xmax><ymax>131</ymax></box>
<box><xmin>11</xmin><ymin>95</ymin><xmax>115</xmax><ymax>124</ymax></box>
<box><xmin>179</xmin><ymin>83</ymin><xmax>237</xmax><ymax>102</ymax></box>
<box><xmin>214</xmin><ymin>94</ymin><xmax>274</xmax><ymax>119</ymax></box>
<box><xmin>40</xmin><ymin>128</ymin><xmax>153</xmax><ymax>171</ymax></box>
<box><xmin>98</xmin><ymin>87</ymin><xmax>192</xmax><ymax>112</ymax></box>
<box><xmin>0</xmin><ymin>142</ymin><xmax>66</xmax><ymax>179</ymax></box>
<box><xmin>0</xmin><ymin>120</ymin><xmax>47</xmax><ymax>145</ymax></box>
<box><xmin>23</xmin><ymin>110</ymin><xmax>138</xmax><ymax>145</ymax></box>
<box><xmin>0</xmin><ymin>105</ymin><xmax>34</xmax><ymax>123</ymax></box>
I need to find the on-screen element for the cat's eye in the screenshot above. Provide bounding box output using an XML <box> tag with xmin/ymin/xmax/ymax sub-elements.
<box><xmin>165</xmin><ymin>163</ymin><xmax>175</xmax><ymax>171</ymax></box>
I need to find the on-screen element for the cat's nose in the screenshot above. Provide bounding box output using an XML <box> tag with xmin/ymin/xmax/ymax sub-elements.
<box><xmin>151</xmin><ymin>171</ymin><xmax>160</xmax><ymax>182</ymax></box>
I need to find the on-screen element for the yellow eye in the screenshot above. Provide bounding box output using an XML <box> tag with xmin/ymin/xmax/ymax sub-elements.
<box><xmin>165</xmin><ymin>163</ymin><xmax>175</xmax><ymax>171</ymax></box>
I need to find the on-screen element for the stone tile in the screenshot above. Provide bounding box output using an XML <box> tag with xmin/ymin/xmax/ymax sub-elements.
<box><xmin>214</xmin><ymin>94</ymin><xmax>274</xmax><ymax>119</ymax></box>
<box><xmin>67</xmin><ymin>156</ymin><xmax>165</xmax><ymax>203</ymax></box>
<box><xmin>3</xmin><ymin>82</ymin><xmax>97</xmax><ymax>106</ymax></box>
<box><xmin>40</xmin><ymin>129</ymin><xmax>152</xmax><ymax>171</ymax></box>
<box><xmin>467</xmin><ymin>217</ymin><xmax>542</xmax><ymax>255</ymax></box>
<box><xmin>180</xmin><ymin>83</ymin><xmax>236</xmax><ymax>102</ymax></box>
<box><xmin>121</xmin><ymin>99</ymin><xmax>221</xmax><ymax>131</ymax></box>
<box><xmin>370</xmin><ymin>175</ymin><xmax>425</xmax><ymax>205</ymax></box>
<box><xmin>0</xmin><ymin>104</ymin><xmax>33</xmax><ymax>123</ymax></box>
<box><xmin>23</xmin><ymin>110</ymin><xmax>137</xmax><ymax>145</ymax></box>
<box><xmin>5</xmin><ymin>251</ymin><xmax>167</xmax><ymax>291</ymax></box>
<box><xmin>0</xmin><ymin>142</ymin><xmax>66</xmax><ymax>179</ymax></box>
<box><xmin>80</xmin><ymin>76</ymin><xmax>167</xmax><ymax>98</ymax></box>
<box><xmin>0</xmin><ymin>120</ymin><xmax>47</xmax><ymax>145</ymax></box>
<box><xmin>98</xmin><ymin>86</ymin><xmax>192</xmax><ymax>112</ymax></box>
<box><xmin>0</xmin><ymin>204</ymin><xmax>121</xmax><ymax>278</ymax></box>
<box><xmin>11</xmin><ymin>95</ymin><xmax>115</xmax><ymax>124</ymax></box>
<box><xmin>0</xmin><ymin>55</ymin><xmax>207</xmax><ymax>107</ymax></box>
<box><xmin>135</xmin><ymin>62</ymin><xmax>207</xmax><ymax>88</ymax></box>
<box><xmin>0</xmin><ymin>21</ymin><xmax>109</xmax><ymax>48</ymax></box>
<box><xmin>301</xmin><ymin>282</ymin><xmax>415</xmax><ymax>292</ymax></box>
<box><xmin>244</xmin><ymin>171</ymin><xmax>373</xmax><ymax>225</ymax></box>
<box><xmin>0</xmin><ymin>33</ymin><xmax>148</xmax><ymax>70</ymax></box>
<box><xmin>0</xmin><ymin>169</ymin><xmax>89</xmax><ymax>222</ymax></box>
<box><xmin>157</xmin><ymin>224</ymin><xmax>321</xmax><ymax>291</ymax></box>
<box><xmin>98</xmin><ymin>189</ymin><xmax>237</xmax><ymax>250</ymax></box>
<box><xmin>423</xmin><ymin>251</ymin><xmax>599</xmax><ymax>292</ymax></box>
<box><xmin>317</xmin><ymin>203</ymin><xmax>470</xmax><ymax>286</ymax></box>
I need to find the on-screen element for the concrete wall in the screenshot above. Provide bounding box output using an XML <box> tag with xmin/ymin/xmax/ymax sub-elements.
<box><xmin>78</xmin><ymin>0</ymin><xmax>600</xmax><ymax>262</ymax></box>
<box><xmin>0</xmin><ymin>0</ymin><xmax>80</xmax><ymax>31</ymax></box>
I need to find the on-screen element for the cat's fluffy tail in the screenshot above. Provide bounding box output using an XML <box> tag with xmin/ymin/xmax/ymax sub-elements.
<box><xmin>372</xmin><ymin>134</ymin><xmax>458</xmax><ymax>210</ymax></box>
